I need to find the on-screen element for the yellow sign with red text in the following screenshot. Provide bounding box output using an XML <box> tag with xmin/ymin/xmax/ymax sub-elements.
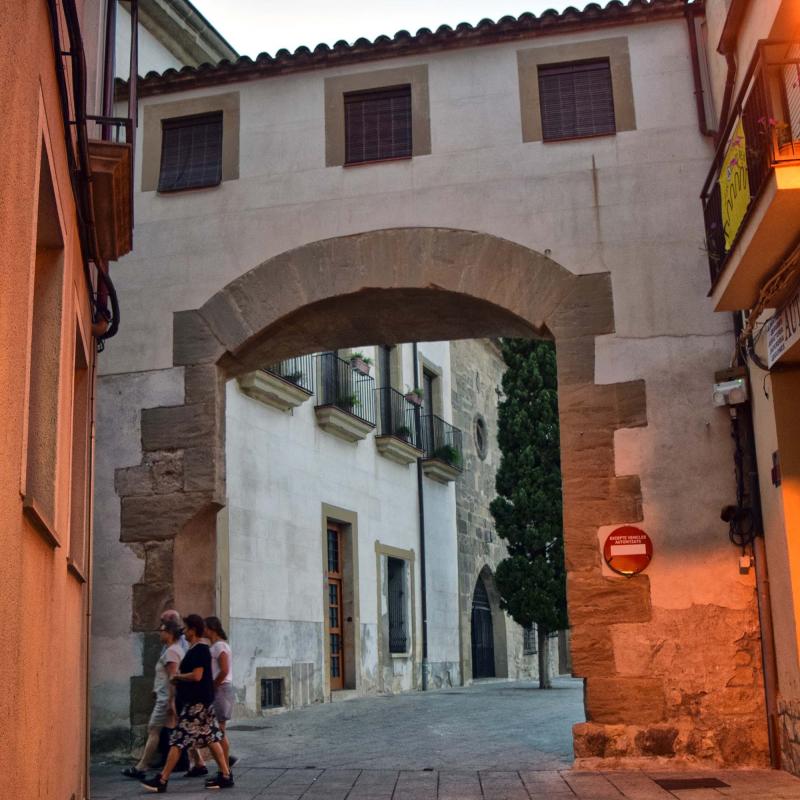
<box><xmin>719</xmin><ymin>118</ymin><xmax>750</xmax><ymax>251</ymax></box>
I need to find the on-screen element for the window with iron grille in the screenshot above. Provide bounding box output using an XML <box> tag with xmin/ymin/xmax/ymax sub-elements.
<box><xmin>344</xmin><ymin>85</ymin><xmax>412</xmax><ymax>165</ymax></box>
<box><xmin>538</xmin><ymin>59</ymin><xmax>615</xmax><ymax>142</ymax></box>
<box><xmin>523</xmin><ymin>624</ymin><xmax>537</xmax><ymax>655</ymax></box>
<box><xmin>158</xmin><ymin>111</ymin><xmax>223</xmax><ymax>192</ymax></box>
<box><xmin>387</xmin><ymin>557</ymin><xmax>407</xmax><ymax>653</ymax></box>
<box><xmin>261</xmin><ymin>678</ymin><xmax>283</xmax><ymax>709</ymax></box>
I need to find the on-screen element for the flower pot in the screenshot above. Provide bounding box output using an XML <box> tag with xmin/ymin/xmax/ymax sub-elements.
<box><xmin>351</xmin><ymin>357</ymin><xmax>371</xmax><ymax>376</ymax></box>
<box><xmin>405</xmin><ymin>392</ymin><xmax>423</xmax><ymax>407</ymax></box>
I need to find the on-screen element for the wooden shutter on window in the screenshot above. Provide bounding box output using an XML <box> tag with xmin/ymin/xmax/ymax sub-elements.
<box><xmin>344</xmin><ymin>85</ymin><xmax>412</xmax><ymax>165</ymax></box>
<box><xmin>158</xmin><ymin>111</ymin><xmax>223</xmax><ymax>192</ymax></box>
<box><xmin>538</xmin><ymin>59</ymin><xmax>616</xmax><ymax>141</ymax></box>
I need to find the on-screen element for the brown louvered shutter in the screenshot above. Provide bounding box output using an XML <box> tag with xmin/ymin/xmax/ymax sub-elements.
<box><xmin>538</xmin><ymin>59</ymin><xmax>616</xmax><ymax>142</ymax></box>
<box><xmin>344</xmin><ymin>85</ymin><xmax>412</xmax><ymax>165</ymax></box>
<box><xmin>158</xmin><ymin>111</ymin><xmax>223</xmax><ymax>192</ymax></box>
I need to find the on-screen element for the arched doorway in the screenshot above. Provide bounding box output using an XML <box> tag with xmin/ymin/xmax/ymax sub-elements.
<box><xmin>471</xmin><ymin>577</ymin><xmax>495</xmax><ymax>679</ymax></box>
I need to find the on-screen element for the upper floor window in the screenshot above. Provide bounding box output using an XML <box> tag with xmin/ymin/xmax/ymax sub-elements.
<box><xmin>344</xmin><ymin>85</ymin><xmax>412</xmax><ymax>165</ymax></box>
<box><xmin>537</xmin><ymin>59</ymin><xmax>616</xmax><ymax>142</ymax></box>
<box><xmin>158</xmin><ymin>111</ymin><xmax>223</xmax><ymax>192</ymax></box>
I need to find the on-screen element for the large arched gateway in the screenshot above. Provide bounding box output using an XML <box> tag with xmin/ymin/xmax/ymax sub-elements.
<box><xmin>91</xmin><ymin>1</ymin><xmax>772</xmax><ymax>769</ymax></box>
<box><xmin>101</xmin><ymin>227</ymin><xmax>766</xmax><ymax>766</ymax></box>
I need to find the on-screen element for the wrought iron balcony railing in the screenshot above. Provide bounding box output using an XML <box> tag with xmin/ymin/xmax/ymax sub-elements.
<box><xmin>420</xmin><ymin>414</ymin><xmax>463</xmax><ymax>471</ymax></box>
<box><xmin>264</xmin><ymin>354</ymin><xmax>315</xmax><ymax>394</ymax></box>
<box><xmin>376</xmin><ymin>387</ymin><xmax>422</xmax><ymax>449</ymax></box>
<box><xmin>702</xmin><ymin>40</ymin><xmax>800</xmax><ymax>286</ymax></box>
<box><xmin>87</xmin><ymin>114</ymin><xmax>134</xmax><ymax>144</ymax></box>
<box><xmin>316</xmin><ymin>352</ymin><xmax>376</xmax><ymax>426</ymax></box>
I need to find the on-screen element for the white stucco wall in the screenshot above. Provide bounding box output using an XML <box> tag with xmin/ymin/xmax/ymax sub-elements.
<box><xmin>224</xmin><ymin>341</ymin><xmax>461</xmax><ymax>708</ymax></box>
<box><xmin>115</xmin><ymin>2</ymin><xmax>183</xmax><ymax>79</ymax></box>
<box><xmin>91</xmin><ymin>367</ymin><xmax>185</xmax><ymax>746</ymax></box>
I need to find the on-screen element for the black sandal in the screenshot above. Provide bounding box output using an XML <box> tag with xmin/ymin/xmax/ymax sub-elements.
<box><xmin>121</xmin><ymin>766</ymin><xmax>146</xmax><ymax>780</ymax></box>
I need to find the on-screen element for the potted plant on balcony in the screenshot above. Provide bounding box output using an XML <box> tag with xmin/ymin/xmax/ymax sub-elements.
<box><xmin>337</xmin><ymin>393</ymin><xmax>360</xmax><ymax>413</ymax></box>
<box><xmin>394</xmin><ymin>424</ymin><xmax>412</xmax><ymax>442</ymax></box>
<box><xmin>404</xmin><ymin>387</ymin><xmax>424</xmax><ymax>407</ymax></box>
<box><xmin>433</xmin><ymin>444</ymin><xmax>462</xmax><ymax>468</ymax></box>
<box><xmin>349</xmin><ymin>352</ymin><xmax>373</xmax><ymax>376</ymax></box>
<box><xmin>284</xmin><ymin>370</ymin><xmax>303</xmax><ymax>385</ymax></box>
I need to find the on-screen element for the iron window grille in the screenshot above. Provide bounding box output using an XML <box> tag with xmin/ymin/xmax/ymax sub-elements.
<box><xmin>387</xmin><ymin>557</ymin><xmax>407</xmax><ymax>654</ymax></box>
<box><xmin>538</xmin><ymin>59</ymin><xmax>616</xmax><ymax>142</ymax></box>
<box><xmin>261</xmin><ymin>678</ymin><xmax>283</xmax><ymax>709</ymax></box>
<box><xmin>344</xmin><ymin>85</ymin><xmax>412</xmax><ymax>165</ymax></box>
<box><xmin>158</xmin><ymin>111</ymin><xmax>223</xmax><ymax>192</ymax></box>
<box><xmin>523</xmin><ymin>624</ymin><xmax>537</xmax><ymax>655</ymax></box>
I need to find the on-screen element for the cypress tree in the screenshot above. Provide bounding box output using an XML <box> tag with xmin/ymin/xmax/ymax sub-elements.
<box><xmin>490</xmin><ymin>338</ymin><xmax>567</xmax><ymax>689</ymax></box>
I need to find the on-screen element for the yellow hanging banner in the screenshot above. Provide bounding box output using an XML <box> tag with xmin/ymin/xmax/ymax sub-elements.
<box><xmin>719</xmin><ymin>118</ymin><xmax>750</xmax><ymax>251</ymax></box>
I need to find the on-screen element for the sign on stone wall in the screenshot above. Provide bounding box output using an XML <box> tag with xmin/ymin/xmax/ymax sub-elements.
<box><xmin>720</xmin><ymin>118</ymin><xmax>750</xmax><ymax>252</ymax></box>
<box><xmin>603</xmin><ymin>526</ymin><xmax>653</xmax><ymax>576</ymax></box>
<box><xmin>767</xmin><ymin>284</ymin><xmax>800</xmax><ymax>368</ymax></box>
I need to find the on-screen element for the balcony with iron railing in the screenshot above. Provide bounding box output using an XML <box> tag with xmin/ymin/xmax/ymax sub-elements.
<box><xmin>374</xmin><ymin>387</ymin><xmax>424</xmax><ymax>465</ymax></box>
<box><xmin>420</xmin><ymin>414</ymin><xmax>463</xmax><ymax>483</ymax></box>
<box><xmin>237</xmin><ymin>354</ymin><xmax>315</xmax><ymax>412</ymax></box>
<box><xmin>314</xmin><ymin>352</ymin><xmax>377</xmax><ymax>442</ymax></box>
<box><xmin>87</xmin><ymin>115</ymin><xmax>134</xmax><ymax>263</ymax></box>
<box><xmin>702</xmin><ymin>40</ymin><xmax>800</xmax><ymax>311</ymax></box>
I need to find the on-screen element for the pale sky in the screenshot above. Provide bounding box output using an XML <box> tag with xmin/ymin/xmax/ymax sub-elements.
<box><xmin>192</xmin><ymin>1</ymin><xmax>580</xmax><ymax>59</ymax></box>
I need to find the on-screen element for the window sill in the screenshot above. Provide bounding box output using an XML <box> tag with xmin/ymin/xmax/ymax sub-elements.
<box><xmin>541</xmin><ymin>130</ymin><xmax>617</xmax><ymax>144</ymax></box>
<box><xmin>343</xmin><ymin>155</ymin><xmax>413</xmax><ymax>168</ymax></box>
<box><xmin>156</xmin><ymin>180</ymin><xmax>222</xmax><ymax>195</ymax></box>
<box><xmin>390</xmin><ymin>651</ymin><xmax>411</xmax><ymax>659</ymax></box>
<box><xmin>22</xmin><ymin>495</ymin><xmax>61</xmax><ymax>549</ymax></box>
<box><xmin>67</xmin><ymin>558</ymin><xmax>88</xmax><ymax>584</ymax></box>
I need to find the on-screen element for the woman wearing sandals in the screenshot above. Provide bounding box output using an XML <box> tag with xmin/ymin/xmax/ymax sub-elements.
<box><xmin>141</xmin><ymin>614</ymin><xmax>233</xmax><ymax>793</ymax></box>
<box><xmin>122</xmin><ymin>618</ymin><xmax>182</xmax><ymax>780</ymax></box>
<box><xmin>204</xmin><ymin>617</ymin><xmax>238</xmax><ymax>774</ymax></box>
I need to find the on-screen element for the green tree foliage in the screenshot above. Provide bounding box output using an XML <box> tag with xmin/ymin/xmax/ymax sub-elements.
<box><xmin>490</xmin><ymin>339</ymin><xmax>568</xmax><ymax>639</ymax></box>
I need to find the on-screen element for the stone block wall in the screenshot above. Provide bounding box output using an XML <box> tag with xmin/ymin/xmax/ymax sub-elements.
<box><xmin>450</xmin><ymin>339</ymin><xmax>537</xmax><ymax>682</ymax></box>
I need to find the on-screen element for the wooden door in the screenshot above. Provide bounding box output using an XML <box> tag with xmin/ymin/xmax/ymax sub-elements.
<box><xmin>326</xmin><ymin>523</ymin><xmax>345</xmax><ymax>691</ymax></box>
<box><xmin>471</xmin><ymin>578</ymin><xmax>495</xmax><ymax>679</ymax></box>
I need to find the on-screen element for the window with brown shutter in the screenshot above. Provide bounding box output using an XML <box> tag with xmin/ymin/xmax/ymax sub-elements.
<box><xmin>344</xmin><ymin>85</ymin><xmax>412</xmax><ymax>165</ymax></box>
<box><xmin>158</xmin><ymin>111</ymin><xmax>223</xmax><ymax>192</ymax></box>
<box><xmin>538</xmin><ymin>59</ymin><xmax>616</xmax><ymax>142</ymax></box>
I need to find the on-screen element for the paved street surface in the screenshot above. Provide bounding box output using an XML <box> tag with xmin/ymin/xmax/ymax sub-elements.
<box><xmin>91</xmin><ymin>678</ymin><xmax>800</xmax><ymax>798</ymax></box>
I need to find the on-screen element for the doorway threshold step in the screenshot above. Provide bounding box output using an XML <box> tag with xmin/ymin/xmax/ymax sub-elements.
<box><xmin>330</xmin><ymin>689</ymin><xmax>360</xmax><ymax>703</ymax></box>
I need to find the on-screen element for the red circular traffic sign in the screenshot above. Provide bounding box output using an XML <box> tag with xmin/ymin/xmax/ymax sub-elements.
<box><xmin>603</xmin><ymin>526</ymin><xmax>652</xmax><ymax>576</ymax></box>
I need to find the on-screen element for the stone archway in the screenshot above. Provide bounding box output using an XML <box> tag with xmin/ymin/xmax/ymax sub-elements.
<box><xmin>117</xmin><ymin>227</ymin><xmax>648</xmax><ymax>757</ymax></box>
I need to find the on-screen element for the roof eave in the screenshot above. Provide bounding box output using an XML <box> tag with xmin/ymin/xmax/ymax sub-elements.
<box><xmin>118</xmin><ymin>0</ymin><xmax>701</xmax><ymax>100</ymax></box>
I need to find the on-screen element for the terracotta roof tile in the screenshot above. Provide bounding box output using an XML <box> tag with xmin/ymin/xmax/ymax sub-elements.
<box><xmin>119</xmin><ymin>0</ymin><xmax>700</xmax><ymax>98</ymax></box>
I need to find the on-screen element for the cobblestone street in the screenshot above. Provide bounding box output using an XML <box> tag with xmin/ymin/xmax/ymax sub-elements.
<box><xmin>91</xmin><ymin>678</ymin><xmax>800</xmax><ymax>798</ymax></box>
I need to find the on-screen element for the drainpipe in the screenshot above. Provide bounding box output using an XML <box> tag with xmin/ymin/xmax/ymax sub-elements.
<box><xmin>733</xmin><ymin>312</ymin><xmax>781</xmax><ymax>769</ymax></box>
<box><xmin>101</xmin><ymin>0</ymin><xmax>116</xmax><ymax>136</ymax></box>
<box><xmin>685</xmin><ymin>4</ymin><xmax>714</xmax><ymax>137</ymax></box>
<box><xmin>412</xmin><ymin>342</ymin><xmax>429</xmax><ymax>691</ymax></box>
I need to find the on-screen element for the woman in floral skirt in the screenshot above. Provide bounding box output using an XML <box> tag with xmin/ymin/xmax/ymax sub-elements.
<box><xmin>141</xmin><ymin>614</ymin><xmax>233</xmax><ymax>793</ymax></box>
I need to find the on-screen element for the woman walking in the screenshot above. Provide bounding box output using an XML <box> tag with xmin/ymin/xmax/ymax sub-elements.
<box><xmin>122</xmin><ymin>618</ymin><xmax>182</xmax><ymax>780</ymax></box>
<box><xmin>141</xmin><ymin>614</ymin><xmax>233</xmax><ymax>792</ymax></box>
<box><xmin>204</xmin><ymin>617</ymin><xmax>237</xmax><ymax>770</ymax></box>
